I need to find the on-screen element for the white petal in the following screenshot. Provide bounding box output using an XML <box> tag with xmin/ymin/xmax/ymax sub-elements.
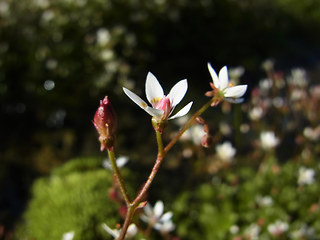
<box><xmin>168</xmin><ymin>101</ymin><xmax>193</xmax><ymax>120</ymax></box>
<box><xmin>225</xmin><ymin>98</ymin><xmax>245</xmax><ymax>104</ymax></box>
<box><xmin>145</xmin><ymin>72</ymin><xmax>164</xmax><ymax>106</ymax></box>
<box><xmin>160</xmin><ymin>212</ymin><xmax>173</xmax><ymax>222</ymax></box>
<box><xmin>219</xmin><ymin>66</ymin><xmax>229</xmax><ymax>90</ymax></box>
<box><xmin>167</xmin><ymin>79</ymin><xmax>188</xmax><ymax>108</ymax></box>
<box><xmin>154</xmin><ymin>201</ymin><xmax>164</xmax><ymax>218</ymax></box>
<box><xmin>145</xmin><ymin>106</ymin><xmax>164</xmax><ymax>118</ymax></box>
<box><xmin>127</xmin><ymin>224</ymin><xmax>138</xmax><ymax>237</ymax></box>
<box><xmin>143</xmin><ymin>203</ymin><xmax>153</xmax><ymax>217</ymax></box>
<box><xmin>207</xmin><ymin>63</ymin><xmax>220</xmax><ymax>89</ymax></box>
<box><xmin>123</xmin><ymin>87</ymin><xmax>163</xmax><ymax>117</ymax></box>
<box><xmin>140</xmin><ymin>214</ymin><xmax>149</xmax><ymax>223</ymax></box>
<box><xmin>123</xmin><ymin>87</ymin><xmax>148</xmax><ymax>109</ymax></box>
<box><xmin>224</xmin><ymin>85</ymin><xmax>247</xmax><ymax>98</ymax></box>
<box><xmin>102</xmin><ymin>223</ymin><xmax>119</xmax><ymax>238</ymax></box>
<box><xmin>116</xmin><ymin>156</ymin><xmax>128</xmax><ymax>168</ymax></box>
<box><xmin>102</xmin><ymin>160</ymin><xmax>112</xmax><ymax>169</ymax></box>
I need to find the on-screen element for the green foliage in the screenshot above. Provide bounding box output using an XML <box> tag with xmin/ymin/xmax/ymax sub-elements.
<box><xmin>173</xmin><ymin>158</ymin><xmax>320</xmax><ymax>239</ymax></box>
<box><xmin>15</xmin><ymin>157</ymin><xmax>122</xmax><ymax>240</ymax></box>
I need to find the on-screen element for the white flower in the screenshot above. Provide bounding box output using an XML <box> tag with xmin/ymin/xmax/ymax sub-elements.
<box><xmin>97</xmin><ymin>28</ymin><xmax>111</xmax><ymax>46</ymax></box>
<box><xmin>215</xmin><ymin>141</ymin><xmax>236</xmax><ymax>163</ymax></box>
<box><xmin>62</xmin><ymin>231</ymin><xmax>74</xmax><ymax>240</ymax></box>
<box><xmin>244</xmin><ymin>223</ymin><xmax>260</xmax><ymax>240</ymax></box>
<box><xmin>229</xmin><ymin>66</ymin><xmax>245</xmax><ymax>82</ymax></box>
<box><xmin>298</xmin><ymin>167</ymin><xmax>315</xmax><ymax>185</ymax></box>
<box><xmin>261</xmin><ymin>59</ymin><xmax>274</xmax><ymax>72</ymax></box>
<box><xmin>260</xmin><ymin>131</ymin><xmax>279</xmax><ymax>149</ymax></box>
<box><xmin>303</xmin><ymin>126</ymin><xmax>320</xmax><ymax>141</ymax></box>
<box><xmin>256</xmin><ymin>195</ymin><xmax>273</xmax><ymax>207</ymax></box>
<box><xmin>123</xmin><ymin>72</ymin><xmax>193</xmax><ymax>120</ymax></box>
<box><xmin>229</xmin><ymin>225</ymin><xmax>239</xmax><ymax>235</ymax></box>
<box><xmin>140</xmin><ymin>200</ymin><xmax>175</xmax><ymax>233</ymax></box>
<box><xmin>259</xmin><ymin>78</ymin><xmax>273</xmax><ymax>94</ymax></box>
<box><xmin>102</xmin><ymin>223</ymin><xmax>137</xmax><ymax>239</ymax></box>
<box><xmin>287</xmin><ymin>68</ymin><xmax>308</xmax><ymax>88</ymax></box>
<box><xmin>103</xmin><ymin>156</ymin><xmax>129</xmax><ymax>170</ymax></box>
<box><xmin>290</xmin><ymin>224</ymin><xmax>315</xmax><ymax>239</ymax></box>
<box><xmin>181</xmin><ymin>124</ymin><xmax>206</xmax><ymax>144</ymax></box>
<box><xmin>268</xmin><ymin>220</ymin><xmax>289</xmax><ymax>236</ymax></box>
<box><xmin>207</xmin><ymin>63</ymin><xmax>247</xmax><ymax>103</ymax></box>
<box><xmin>154</xmin><ymin>220</ymin><xmax>175</xmax><ymax>234</ymax></box>
<box><xmin>249</xmin><ymin>107</ymin><xmax>264</xmax><ymax>121</ymax></box>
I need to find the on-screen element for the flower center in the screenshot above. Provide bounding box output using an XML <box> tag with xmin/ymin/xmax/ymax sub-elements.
<box><xmin>155</xmin><ymin>96</ymin><xmax>171</xmax><ymax>118</ymax></box>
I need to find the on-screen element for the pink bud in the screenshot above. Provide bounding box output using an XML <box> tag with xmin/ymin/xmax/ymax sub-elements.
<box><xmin>155</xmin><ymin>96</ymin><xmax>171</xmax><ymax>119</ymax></box>
<box><xmin>201</xmin><ymin>134</ymin><xmax>213</xmax><ymax>148</ymax></box>
<box><xmin>93</xmin><ymin>96</ymin><xmax>117</xmax><ymax>151</ymax></box>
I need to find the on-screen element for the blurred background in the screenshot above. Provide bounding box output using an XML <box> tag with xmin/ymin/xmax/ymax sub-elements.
<box><xmin>1</xmin><ymin>0</ymin><xmax>320</xmax><ymax>239</ymax></box>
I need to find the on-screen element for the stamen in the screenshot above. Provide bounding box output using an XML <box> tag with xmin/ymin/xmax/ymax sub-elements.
<box><xmin>151</xmin><ymin>97</ymin><xmax>162</xmax><ymax>105</ymax></box>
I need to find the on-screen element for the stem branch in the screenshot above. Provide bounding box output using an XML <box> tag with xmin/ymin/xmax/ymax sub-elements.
<box><xmin>164</xmin><ymin>97</ymin><xmax>218</xmax><ymax>154</ymax></box>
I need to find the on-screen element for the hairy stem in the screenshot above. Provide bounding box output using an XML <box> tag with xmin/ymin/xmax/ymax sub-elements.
<box><xmin>133</xmin><ymin>129</ymin><xmax>165</xmax><ymax>205</ymax></box>
<box><xmin>107</xmin><ymin>149</ymin><xmax>131</xmax><ymax>205</ymax></box>
<box><xmin>117</xmin><ymin>204</ymin><xmax>136</xmax><ymax>240</ymax></box>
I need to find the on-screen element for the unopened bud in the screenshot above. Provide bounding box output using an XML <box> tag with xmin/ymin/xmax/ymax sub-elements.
<box><xmin>93</xmin><ymin>96</ymin><xmax>117</xmax><ymax>151</ymax></box>
<box><xmin>201</xmin><ymin>134</ymin><xmax>213</xmax><ymax>148</ymax></box>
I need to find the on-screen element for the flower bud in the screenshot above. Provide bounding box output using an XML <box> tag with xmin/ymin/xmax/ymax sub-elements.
<box><xmin>201</xmin><ymin>134</ymin><xmax>213</xmax><ymax>148</ymax></box>
<box><xmin>93</xmin><ymin>96</ymin><xmax>117</xmax><ymax>151</ymax></box>
<box><xmin>155</xmin><ymin>96</ymin><xmax>171</xmax><ymax>120</ymax></box>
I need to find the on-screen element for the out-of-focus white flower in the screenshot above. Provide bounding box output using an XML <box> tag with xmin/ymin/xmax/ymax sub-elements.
<box><xmin>259</xmin><ymin>78</ymin><xmax>273</xmax><ymax>94</ymax></box>
<box><xmin>256</xmin><ymin>195</ymin><xmax>273</xmax><ymax>207</ymax></box>
<box><xmin>240</xmin><ymin>123</ymin><xmax>250</xmax><ymax>133</ymax></box>
<box><xmin>100</xmin><ymin>49</ymin><xmax>114</xmax><ymax>61</ymax></box>
<box><xmin>290</xmin><ymin>89</ymin><xmax>307</xmax><ymax>101</ymax></box>
<box><xmin>207</xmin><ymin>63</ymin><xmax>247</xmax><ymax>103</ymax></box>
<box><xmin>140</xmin><ymin>201</ymin><xmax>175</xmax><ymax>233</ymax></box>
<box><xmin>123</xmin><ymin>72</ymin><xmax>193</xmax><ymax>121</ymax></box>
<box><xmin>249</xmin><ymin>107</ymin><xmax>264</xmax><ymax>121</ymax></box>
<box><xmin>102</xmin><ymin>223</ymin><xmax>137</xmax><ymax>239</ymax></box>
<box><xmin>260</xmin><ymin>131</ymin><xmax>280</xmax><ymax>150</ymax></box>
<box><xmin>229</xmin><ymin>66</ymin><xmax>245</xmax><ymax>83</ymax></box>
<box><xmin>0</xmin><ymin>2</ymin><xmax>9</xmax><ymax>16</ymax></box>
<box><xmin>97</xmin><ymin>28</ymin><xmax>111</xmax><ymax>46</ymax></box>
<box><xmin>103</xmin><ymin>156</ymin><xmax>129</xmax><ymax>170</ymax></box>
<box><xmin>62</xmin><ymin>231</ymin><xmax>74</xmax><ymax>240</ymax></box>
<box><xmin>219</xmin><ymin>122</ymin><xmax>232</xmax><ymax>136</ymax></box>
<box><xmin>46</xmin><ymin>59</ymin><xmax>58</xmax><ymax>70</ymax></box>
<box><xmin>244</xmin><ymin>223</ymin><xmax>260</xmax><ymax>240</ymax></box>
<box><xmin>41</xmin><ymin>10</ymin><xmax>55</xmax><ymax>22</ymax></box>
<box><xmin>154</xmin><ymin>220</ymin><xmax>175</xmax><ymax>234</ymax></box>
<box><xmin>298</xmin><ymin>167</ymin><xmax>315</xmax><ymax>186</ymax></box>
<box><xmin>303</xmin><ymin>126</ymin><xmax>320</xmax><ymax>141</ymax></box>
<box><xmin>215</xmin><ymin>141</ymin><xmax>236</xmax><ymax>163</ymax></box>
<box><xmin>290</xmin><ymin>224</ymin><xmax>316</xmax><ymax>239</ymax></box>
<box><xmin>33</xmin><ymin>0</ymin><xmax>50</xmax><ymax>8</ymax></box>
<box><xmin>261</xmin><ymin>59</ymin><xmax>274</xmax><ymax>72</ymax></box>
<box><xmin>181</xmin><ymin>124</ymin><xmax>206</xmax><ymax>144</ymax></box>
<box><xmin>272</xmin><ymin>97</ymin><xmax>285</xmax><ymax>108</ymax></box>
<box><xmin>268</xmin><ymin>220</ymin><xmax>289</xmax><ymax>236</ymax></box>
<box><xmin>287</xmin><ymin>68</ymin><xmax>308</xmax><ymax>88</ymax></box>
<box><xmin>229</xmin><ymin>225</ymin><xmax>239</xmax><ymax>235</ymax></box>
